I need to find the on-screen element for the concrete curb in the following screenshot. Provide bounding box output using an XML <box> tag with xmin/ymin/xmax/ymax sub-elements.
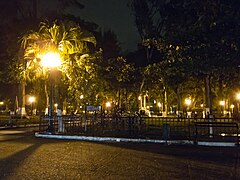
<box><xmin>35</xmin><ymin>133</ymin><xmax>238</xmax><ymax>147</ymax></box>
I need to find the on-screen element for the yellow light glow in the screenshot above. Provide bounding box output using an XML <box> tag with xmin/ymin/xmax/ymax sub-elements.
<box><xmin>237</xmin><ymin>93</ymin><xmax>240</xmax><ymax>100</ymax></box>
<box><xmin>106</xmin><ymin>102</ymin><xmax>111</xmax><ymax>108</ymax></box>
<box><xmin>0</xmin><ymin>101</ymin><xmax>4</xmax><ymax>105</ymax></box>
<box><xmin>185</xmin><ymin>98</ymin><xmax>192</xmax><ymax>106</ymax></box>
<box><xmin>230</xmin><ymin>104</ymin><xmax>234</xmax><ymax>109</ymax></box>
<box><xmin>41</xmin><ymin>52</ymin><xmax>62</xmax><ymax>68</ymax></box>
<box><xmin>54</xmin><ymin>103</ymin><xmax>58</xmax><ymax>107</ymax></box>
<box><xmin>29</xmin><ymin>96</ymin><xmax>36</xmax><ymax>103</ymax></box>
<box><xmin>80</xmin><ymin>95</ymin><xmax>84</xmax><ymax>99</ymax></box>
<box><xmin>219</xmin><ymin>100</ymin><xmax>225</xmax><ymax>106</ymax></box>
<box><xmin>157</xmin><ymin>102</ymin><xmax>162</xmax><ymax>107</ymax></box>
<box><xmin>138</xmin><ymin>96</ymin><xmax>141</xmax><ymax>100</ymax></box>
<box><xmin>200</xmin><ymin>104</ymin><xmax>204</xmax><ymax>108</ymax></box>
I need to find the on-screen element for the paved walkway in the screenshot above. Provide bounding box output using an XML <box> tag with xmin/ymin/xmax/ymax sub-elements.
<box><xmin>0</xmin><ymin>128</ymin><xmax>239</xmax><ymax>179</ymax></box>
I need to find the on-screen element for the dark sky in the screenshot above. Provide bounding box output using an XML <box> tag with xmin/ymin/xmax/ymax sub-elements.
<box><xmin>66</xmin><ymin>0</ymin><xmax>141</xmax><ymax>51</ymax></box>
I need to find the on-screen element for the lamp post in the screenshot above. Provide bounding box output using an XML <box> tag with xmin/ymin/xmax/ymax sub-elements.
<box><xmin>0</xmin><ymin>101</ymin><xmax>4</xmax><ymax>112</ymax></box>
<box><xmin>28</xmin><ymin>96</ymin><xmax>35</xmax><ymax>115</ymax></box>
<box><xmin>157</xmin><ymin>102</ymin><xmax>162</xmax><ymax>116</ymax></box>
<box><xmin>219</xmin><ymin>100</ymin><xmax>225</xmax><ymax>116</ymax></box>
<box><xmin>41</xmin><ymin>52</ymin><xmax>61</xmax><ymax>133</ymax></box>
<box><xmin>185</xmin><ymin>98</ymin><xmax>192</xmax><ymax>118</ymax></box>
<box><xmin>106</xmin><ymin>101</ymin><xmax>111</xmax><ymax>114</ymax></box>
<box><xmin>236</xmin><ymin>93</ymin><xmax>240</xmax><ymax>115</ymax></box>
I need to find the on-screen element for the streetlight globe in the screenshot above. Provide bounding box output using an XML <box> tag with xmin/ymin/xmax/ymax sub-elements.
<box><xmin>219</xmin><ymin>100</ymin><xmax>225</xmax><ymax>106</ymax></box>
<box><xmin>41</xmin><ymin>52</ymin><xmax>62</xmax><ymax>68</ymax></box>
<box><xmin>185</xmin><ymin>98</ymin><xmax>192</xmax><ymax>106</ymax></box>
<box><xmin>29</xmin><ymin>96</ymin><xmax>36</xmax><ymax>103</ymax></box>
<box><xmin>106</xmin><ymin>102</ymin><xmax>111</xmax><ymax>108</ymax></box>
<box><xmin>237</xmin><ymin>93</ymin><xmax>240</xmax><ymax>100</ymax></box>
<box><xmin>138</xmin><ymin>96</ymin><xmax>141</xmax><ymax>100</ymax></box>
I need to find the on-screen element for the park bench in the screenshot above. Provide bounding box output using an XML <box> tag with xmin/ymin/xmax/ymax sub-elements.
<box><xmin>194</xmin><ymin>121</ymin><xmax>239</xmax><ymax>145</ymax></box>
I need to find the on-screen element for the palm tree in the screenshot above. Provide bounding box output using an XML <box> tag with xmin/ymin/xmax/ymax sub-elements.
<box><xmin>19</xmin><ymin>20</ymin><xmax>96</xmax><ymax>115</ymax></box>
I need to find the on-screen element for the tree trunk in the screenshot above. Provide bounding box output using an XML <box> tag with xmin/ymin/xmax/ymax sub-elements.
<box><xmin>19</xmin><ymin>81</ymin><xmax>26</xmax><ymax>116</ymax></box>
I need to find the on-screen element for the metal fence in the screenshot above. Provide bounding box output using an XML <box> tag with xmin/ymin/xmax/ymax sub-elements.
<box><xmin>39</xmin><ymin>115</ymin><xmax>240</xmax><ymax>144</ymax></box>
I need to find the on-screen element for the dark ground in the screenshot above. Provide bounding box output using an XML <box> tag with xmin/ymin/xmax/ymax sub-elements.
<box><xmin>0</xmin><ymin>127</ymin><xmax>239</xmax><ymax>179</ymax></box>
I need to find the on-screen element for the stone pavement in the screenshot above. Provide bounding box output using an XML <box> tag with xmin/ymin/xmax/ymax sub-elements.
<box><xmin>0</xmin><ymin>128</ymin><xmax>239</xmax><ymax>179</ymax></box>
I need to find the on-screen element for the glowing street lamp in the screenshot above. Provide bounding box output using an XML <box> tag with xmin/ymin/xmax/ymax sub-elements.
<box><xmin>219</xmin><ymin>100</ymin><xmax>225</xmax><ymax>106</ymax></box>
<box><xmin>105</xmin><ymin>101</ymin><xmax>111</xmax><ymax>114</ymax></box>
<box><xmin>230</xmin><ymin>104</ymin><xmax>234</xmax><ymax>114</ymax></box>
<box><xmin>157</xmin><ymin>102</ymin><xmax>162</xmax><ymax>114</ymax></box>
<box><xmin>106</xmin><ymin>101</ymin><xmax>111</xmax><ymax>108</ymax></box>
<box><xmin>185</xmin><ymin>98</ymin><xmax>192</xmax><ymax>118</ymax></box>
<box><xmin>28</xmin><ymin>96</ymin><xmax>35</xmax><ymax>115</ymax></box>
<box><xmin>236</xmin><ymin>93</ymin><xmax>240</xmax><ymax>100</ymax></box>
<box><xmin>219</xmin><ymin>100</ymin><xmax>225</xmax><ymax>116</ymax></box>
<box><xmin>0</xmin><ymin>101</ymin><xmax>4</xmax><ymax>112</ymax></box>
<box><xmin>80</xmin><ymin>95</ymin><xmax>84</xmax><ymax>99</ymax></box>
<box><xmin>41</xmin><ymin>52</ymin><xmax>62</xmax><ymax>68</ymax></box>
<box><xmin>41</xmin><ymin>52</ymin><xmax>62</xmax><ymax>133</ymax></box>
<box><xmin>54</xmin><ymin>103</ymin><xmax>58</xmax><ymax>112</ymax></box>
<box><xmin>185</xmin><ymin>98</ymin><xmax>192</xmax><ymax>107</ymax></box>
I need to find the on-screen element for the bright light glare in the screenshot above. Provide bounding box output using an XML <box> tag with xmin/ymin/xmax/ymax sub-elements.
<box><xmin>219</xmin><ymin>100</ymin><xmax>225</xmax><ymax>106</ymax></box>
<box><xmin>185</xmin><ymin>99</ymin><xmax>192</xmax><ymax>106</ymax></box>
<box><xmin>41</xmin><ymin>52</ymin><xmax>61</xmax><ymax>68</ymax></box>
<box><xmin>157</xmin><ymin>102</ymin><xmax>162</xmax><ymax>107</ymax></box>
<box><xmin>230</xmin><ymin>104</ymin><xmax>234</xmax><ymax>109</ymax></box>
<box><xmin>29</xmin><ymin>96</ymin><xmax>35</xmax><ymax>103</ymax></box>
<box><xmin>237</xmin><ymin>93</ymin><xmax>240</xmax><ymax>100</ymax></box>
<box><xmin>106</xmin><ymin>102</ymin><xmax>111</xmax><ymax>108</ymax></box>
<box><xmin>0</xmin><ymin>101</ymin><xmax>4</xmax><ymax>105</ymax></box>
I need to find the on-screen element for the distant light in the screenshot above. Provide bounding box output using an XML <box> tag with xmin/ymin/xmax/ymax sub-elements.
<box><xmin>157</xmin><ymin>102</ymin><xmax>162</xmax><ymax>107</ymax></box>
<box><xmin>0</xmin><ymin>101</ymin><xmax>4</xmax><ymax>105</ymax></box>
<box><xmin>200</xmin><ymin>104</ymin><xmax>204</xmax><ymax>108</ymax></box>
<box><xmin>219</xmin><ymin>100</ymin><xmax>225</xmax><ymax>106</ymax></box>
<box><xmin>54</xmin><ymin>103</ymin><xmax>58</xmax><ymax>108</ymax></box>
<box><xmin>80</xmin><ymin>95</ymin><xmax>84</xmax><ymax>99</ymax></box>
<box><xmin>221</xmin><ymin>133</ymin><xmax>226</xmax><ymax>137</ymax></box>
<box><xmin>29</xmin><ymin>96</ymin><xmax>36</xmax><ymax>103</ymax></box>
<box><xmin>106</xmin><ymin>102</ymin><xmax>111</xmax><ymax>108</ymax></box>
<box><xmin>41</xmin><ymin>52</ymin><xmax>62</xmax><ymax>68</ymax></box>
<box><xmin>185</xmin><ymin>98</ymin><xmax>192</xmax><ymax>106</ymax></box>
<box><xmin>237</xmin><ymin>93</ymin><xmax>240</xmax><ymax>100</ymax></box>
<box><xmin>153</xmin><ymin>100</ymin><xmax>156</xmax><ymax>104</ymax></box>
<box><xmin>230</xmin><ymin>104</ymin><xmax>234</xmax><ymax>109</ymax></box>
<box><xmin>138</xmin><ymin>96</ymin><xmax>141</xmax><ymax>100</ymax></box>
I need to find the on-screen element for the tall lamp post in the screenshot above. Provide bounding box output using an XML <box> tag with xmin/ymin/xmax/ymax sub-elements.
<box><xmin>28</xmin><ymin>96</ymin><xmax>35</xmax><ymax>115</ymax></box>
<box><xmin>185</xmin><ymin>98</ymin><xmax>192</xmax><ymax>118</ymax></box>
<box><xmin>41</xmin><ymin>52</ymin><xmax>61</xmax><ymax>133</ymax></box>
<box><xmin>236</xmin><ymin>93</ymin><xmax>240</xmax><ymax>115</ymax></box>
<box><xmin>219</xmin><ymin>100</ymin><xmax>225</xmax><ymax>116</ymax></box>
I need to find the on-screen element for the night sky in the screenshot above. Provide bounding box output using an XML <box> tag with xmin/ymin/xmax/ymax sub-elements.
<box><xmin>66</xmin><ymin>0</ymin><xmax>140</xmax><ymax>51</ymax></box>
